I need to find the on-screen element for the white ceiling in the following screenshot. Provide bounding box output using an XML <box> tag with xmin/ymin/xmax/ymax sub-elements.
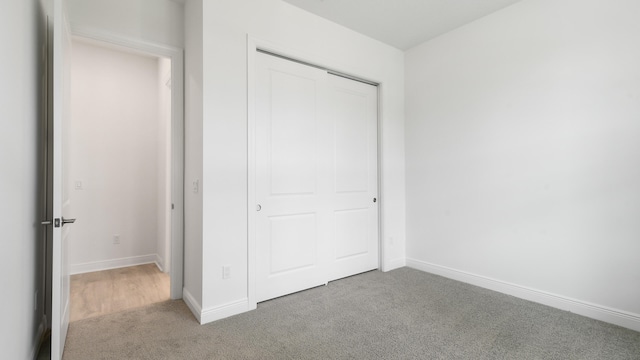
<box><xmin>282</xmin><ymin>0</ymin><xmax>523</xmax><ymax>50</ymax></box>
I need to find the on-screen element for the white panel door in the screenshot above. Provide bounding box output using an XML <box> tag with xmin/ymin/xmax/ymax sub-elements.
<box><xmin>327</xmin><ymin>74</ymin><xmax>379</xmax><ymax>281</ymax></box>
<box><xmin>254</xmin><ymin>52</ymin><xmax>378</xmax><ymax>302</ymax></box>
<box><xmin>255</xmin><ymin>53</ymin><xmax>331</xmax><ymax>302</ymax></box>
<box><xmin>51</xmin><ymin>1</ymin><xmax>73</xmax><ymax>359</ymax></box>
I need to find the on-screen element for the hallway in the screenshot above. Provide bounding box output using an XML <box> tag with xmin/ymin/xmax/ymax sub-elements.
<box><xmin>70</xmin><ymin>264</ymin><xmax>170</xmax><ymax>322</ymax></box>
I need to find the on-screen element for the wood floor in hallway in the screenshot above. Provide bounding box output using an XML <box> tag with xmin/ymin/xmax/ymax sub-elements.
<box><xmin>70</xmin><ymin>263</ymin><xmax>170</xmax><ymax>322</ymax></box>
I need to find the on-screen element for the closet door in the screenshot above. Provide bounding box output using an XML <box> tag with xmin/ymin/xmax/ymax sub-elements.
<box><xmin>255</xmin><ymin>52</ymin><xmax>331</xmax><ymax>302</ymax></box>
<box><xmin>254</xmin><ymin>52</ymin><xmax>379</xmax><ymax>303</ymax></box>
<box><xmin>327</xmin><ymin>74</ymin><xmax>379</xmax><ymax>282</ymax></box>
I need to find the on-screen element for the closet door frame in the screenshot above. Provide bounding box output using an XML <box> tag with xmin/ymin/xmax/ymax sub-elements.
<box><xmin>247</xmin><ymin>36</ymin><xmax>384</xmax><ymax>309</ymax></box>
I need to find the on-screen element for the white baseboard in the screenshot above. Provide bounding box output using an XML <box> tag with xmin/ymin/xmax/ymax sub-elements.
<box><xmin>70</xmin><ymin>254</ymin><xmax>158</xmax><ymax>275</ymax></box>
<box><xmin>406</xmin><ymin>258</ymin><xmax>640</xmax><ymax>333</ymax></box>
<box><xmin>383</xmin><ymin>257</ymin><xmax>406</xmax><ymax>272</ymax></box>
<box><xmin>182</xmin><ymin>288</ymin><xmax>203</xmax><ymax>323</ymax></box>
<box><xmin>182</xmin><ymin>289</ymin><xmax>249</xmax><ymax>325</ymax></box>
<box><xmin>155</xmin><ymin>254</ymin><xmax>165</xmax><ymax>273</ymax></box>
<box><xmin>200</xmin><ymin>299</ymin><xmax>249</xmax><ymax>325</ymax></box>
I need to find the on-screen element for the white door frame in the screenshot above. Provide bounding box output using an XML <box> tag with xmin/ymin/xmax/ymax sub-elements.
<box><xmin>247</xmin><ymin>36</ymin><xmax>385</xmax><ymax>309</ymax></box>
<box><xmin>69</xmin><ymin>25</ymin><xmax>185</xmax><ymax>299</ymax></box>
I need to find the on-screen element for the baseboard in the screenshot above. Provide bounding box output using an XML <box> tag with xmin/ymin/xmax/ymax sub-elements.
<box><xmin>182</xmin><ymin>289</ymin><xmax>249</xmax><ymax>325</ymax></box>
<box><xmin>155</xmin><ymin>254</ymin><xmax>165</xmax><ymax>273</ymax></box>
<box><xmin>182</xmin><ymin>288</ymin><xmax>203</xmax><ymax>323</ymax></box>
<box><xmin>70</xmin><ymin>254</ymin><xmax>158</xmax><ymax>275</ymax></box>
<box><xmin>200</xmin><ymin>299</ymin><xmax>249</xmax><ymax>325</ymax></box>
<box><xmin>406</xmin><ymin>258</ymin><xmax>640</xmax><ymax>332</ymax></box>
<box><xmin>383</xmin><ymin>257</ymin><xmax>406</xmax><ymax>272</ymax></box>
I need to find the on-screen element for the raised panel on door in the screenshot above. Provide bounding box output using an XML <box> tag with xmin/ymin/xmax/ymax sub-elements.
<box><xmin>269</xmin><ymin>70</ymin><xmax>318</xmax><ymax>196</ymax></box>
<box><xmin>334</xmin><ymin>209</ymin><xmax>370</xmax><ymax>260</ymax></box>
<box><xmin>255</xmin><ymin>52</ymin><xmax>330</xmax><ymax>302</ymax></box>
<box><xmin>328</xmin><ymin>74</ymin><xmax>379</xmax><ymax>282</ymax></box>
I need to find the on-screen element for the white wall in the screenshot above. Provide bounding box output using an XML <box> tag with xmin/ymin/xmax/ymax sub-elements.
<box><xmin>0</xmin><ymin>0</ymin><xmax>47</xmax><ymax>358</ymax></box>
<box><xmin>183</xmin><ymin>0</ymin><xmax>204</xmax><ymax>309</ymax></box>
<box><xmin>66</xmin><ymin>0</ymin><xmax>184</xmax><ymax>48</ymax></box>
<box><xmin>405</xmin><ymin>0</ymin><xmax>640</xmax><ymax>331</ymax></box>
<box><xmin>189</xmin><ymin>0</ymin><xmax>406</xmax><ymax>324</ymax></box>
<box><xmin>69</xmin><ymin>40</ymin><xmax>167</xmax><ymax>273</ymax></box>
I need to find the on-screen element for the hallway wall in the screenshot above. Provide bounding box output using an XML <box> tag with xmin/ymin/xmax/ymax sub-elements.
<box><xmin>68</xmin><ymin>40</ymin><xmax>169</xmax><ymax>273</ymax></box>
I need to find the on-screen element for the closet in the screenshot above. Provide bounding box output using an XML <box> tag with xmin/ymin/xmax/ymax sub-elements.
<box><xmin>254</xmin><ymin>52</ymin><xmax>379</xmax><ymax>302</ymax></box>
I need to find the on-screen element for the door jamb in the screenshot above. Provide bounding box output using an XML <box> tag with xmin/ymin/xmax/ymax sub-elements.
<box><xmin>69</xmin><ymin>25</ymin><xmax>185</xmax><ymax>299</ymax></box>
<box><xmin>246</xmin><ymin>36</ymin><xmax>385</xmax><ymax>310</ymax></box>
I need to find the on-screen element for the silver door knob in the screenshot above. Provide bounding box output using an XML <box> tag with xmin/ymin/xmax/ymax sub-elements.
<box><xmin>61</xmin><ymin>217</ymin><xmax>76</xmax><ymax>226</ymax></box>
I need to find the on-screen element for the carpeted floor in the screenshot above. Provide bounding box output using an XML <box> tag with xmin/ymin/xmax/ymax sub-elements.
<box><xmin>63</xmin><ymin>267</ymin><xmax>640</xmax><ymax>359</ymax></box>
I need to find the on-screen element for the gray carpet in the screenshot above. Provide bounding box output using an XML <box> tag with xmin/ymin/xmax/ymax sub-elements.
<box><xmin>63</xmin><ymin>268</ymin><xmax>640</xmax><ymax>359</ymax></box>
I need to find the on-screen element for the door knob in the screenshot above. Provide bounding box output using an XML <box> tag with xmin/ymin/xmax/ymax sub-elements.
<box><xmin>61</xmin><ymin>217</ymin><xmax>76</xmax><ymax>226</ymax></box>
<box><xmin>41</xmin><ymin>217</ymin><xmax>76</xmax><ymax>227</ymax></box>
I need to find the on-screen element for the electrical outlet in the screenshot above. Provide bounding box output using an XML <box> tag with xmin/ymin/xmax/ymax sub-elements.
<box><xmin>113</xmin><ymin>235</ymin><xmax>120</xmax><ymax>244</ymax></box>
<box><xmin>193</xmin><ymin>179</ymin><xmax>199</xmax><ymax>194</ymax></box>
<box><xmin>222</xmin><ymin>266</ymin><xmax>231</xmax><ymax>279</ymax></box>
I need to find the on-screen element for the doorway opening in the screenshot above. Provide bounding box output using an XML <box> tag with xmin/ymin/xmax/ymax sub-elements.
<box><xmin>63</xmin><ymin>31</ymin><xmax>184</xmax><ymax>321</ymax></box>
